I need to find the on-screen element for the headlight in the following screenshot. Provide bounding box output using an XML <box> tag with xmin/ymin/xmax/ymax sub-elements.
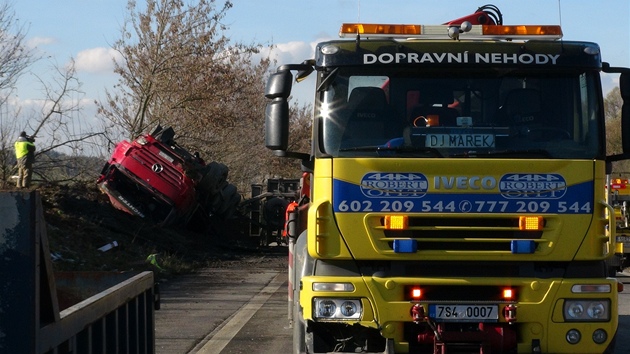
<box><xmin>314</xmin><ymin>298</ymin><xmax>362</xmax><ymax>320</ymax></box>
<box><xmin>340</xmin><ymin>301</ymin><xmax>358</xmax><ymax>317</ymax></box>
<box><xmin>563</xmin><ymin>300</ymin><xmax>610</xmax><ymax>321</ymax></box>
<box><xmin>566</xmin><ymin>303</ymin><xmax>584</xmax><ymax>318</ymax></box>
<box><xmin>317</xmin><ymin>300</ymin><xmax>337</xmax><ymax>318</ymax></box>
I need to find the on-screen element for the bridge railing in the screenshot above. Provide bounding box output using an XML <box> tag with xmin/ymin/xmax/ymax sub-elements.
<box><xmin>0</xmin><ymin>191</ymin><xmax>157</xmax><ymax>354</ymax></box>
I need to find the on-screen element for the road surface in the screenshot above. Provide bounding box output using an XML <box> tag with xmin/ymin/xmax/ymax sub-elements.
<box><xmin>155</xmin><ymin>256</ymin><xmax>630</xmax><ymax>354</ymax></box>
<box><xmin>154</xmin><ymin>251</ymin><xmax>290</xmax><ymax>354</ymax></box>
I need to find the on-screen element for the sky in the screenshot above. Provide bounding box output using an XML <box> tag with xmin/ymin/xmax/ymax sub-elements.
<box><xmin>10</xmin><ymin>0</ymin><xmax>630</xmax><ymax>125</ymax></box>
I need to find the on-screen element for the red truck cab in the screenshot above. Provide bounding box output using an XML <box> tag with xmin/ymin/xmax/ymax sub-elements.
<box><xmin>97</xmin><ymin>126</ymin><xmax>201</xmax><ymax>225</ymax></box>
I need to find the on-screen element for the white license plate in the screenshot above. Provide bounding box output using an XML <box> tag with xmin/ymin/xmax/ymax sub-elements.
<box><xmin>429</xmin><ymin>304</ymin><xmax>498</xmax><ymax>322</ymax></box>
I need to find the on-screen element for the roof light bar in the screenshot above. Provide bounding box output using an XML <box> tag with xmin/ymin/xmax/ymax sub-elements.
<box><xmin>339</xmin><ymin>23</ymin><xmax>562</xmax><ymax>40</ymax></box>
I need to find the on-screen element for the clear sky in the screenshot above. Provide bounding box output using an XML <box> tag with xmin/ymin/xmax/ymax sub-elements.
<box><xmin>10</xmin><ymin>0</ymin><xmax>630</xmax><ymax>115</ymax></box>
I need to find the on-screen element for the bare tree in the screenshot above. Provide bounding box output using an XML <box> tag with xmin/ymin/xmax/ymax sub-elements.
<box><xmin>1</xmin><ymin>59</ymin><xmax>107</xmax><ymax>187</ymax></box>
<box><xmin>0</xmin><ymin>3</ymin><xmax>36</xmax><ymax>97</ymax></box>
<box><xmin>605</xmin><ymin>87</ymin><xmax>622</xmax><ymax>154</ymax></box>
<box><xmin>0</xmin><ymin>105</ymin><xmax>20</xmax><ymax>187</ymax></box>
<box><xmin>98</xmin><ymin>0</ymin><xmax>265</xmax><ymax>137</ymax></box>
<box><xmin>96</xmin><ymin>0</ymin><xmax>309</xmax><ymax>191</ymax></box>
<box><xmin>604</xmin><ymin>86</ymin><xmax>630</xmax><ymax>172</ymax></box>
<box><xmin>0</xmin><ymin>2</ymin><xmax>37</xmax><ymax>187</ymax></box>
<box><xmin>28</xmin><ymin>60</ymin><xmax>108</xmax><ymax>183</ymax></box>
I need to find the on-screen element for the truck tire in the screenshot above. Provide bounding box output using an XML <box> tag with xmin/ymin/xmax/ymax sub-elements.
<box><xmin>220</xmin><ymin>192</ymin><xmax>241</xmax><ymax>219</ymax></box>
<box><xmin>199</xmin><ymin>179</ymin><xmax>227</xmax><ymax>212</ymax></box>
<box><xmin>208</xmin><ymin>183</ymin><xmax>240</xmax><ymax>218</ymax></box>
<box><xmin>197</xmin><ymin>162</ymin><xmax>228</xmax><ymax>197</ymax></box>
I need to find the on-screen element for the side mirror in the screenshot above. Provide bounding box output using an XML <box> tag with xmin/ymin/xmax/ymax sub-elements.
<box><xmin>263</xmin><ymin>64</ymin><xmax>312</xmax><ymax>163</ymax></box>
<box><xmin>265</xmin><ymin>98</ymin><xmax>289</xmax><ymax>151</ymax></box>
<box><xmin>264</xmin><ymin>70</ymin><xmax>292</xmax><ymax>151</ymax></box>
<box><xmin>265</xmin><ymin>71</ymin><xmax>293</xmax><ymax>99</ymax></box>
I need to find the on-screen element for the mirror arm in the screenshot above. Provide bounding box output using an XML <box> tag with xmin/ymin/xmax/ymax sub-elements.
<box><xmin>272</xmin><ymin>150</ymin><xmax>314</xmax><ymax>170</ymax></box>
<box><xmin>602</xmin><ymin>63</ymin><xmax>630</xmax><ymax>74</ymax></box>
<box><xmin>278</xmin><ymin>63</ymin><xmax>314</xmax><ymax>73</ymax></box>
<box><xmin>606</xmin><ymin>153</ymin><xmax>630</xmax><ymax>163</ymax></box>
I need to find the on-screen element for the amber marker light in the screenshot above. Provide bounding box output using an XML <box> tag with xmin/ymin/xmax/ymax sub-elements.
<box><xmin>411</xmin><ymin>287</ymin><xmax>422</xmax><ymax>300</ymax></box>
<box><xmin>519</xmin><ymin>216</ymin><xmax>543</xmax><ymax>231</ymax></box>
<box><xmin>502</xmin><ymin>288</ymin><xmax>514</xmax><ymax>300</ymax></box>
<box><xmin>482</xmin><ymin>25</ymin><xmax>563</xmax><ymax>37</ymax></box>
<box><xmin>384</xmin><ymin>215</ymin><xmax>408</xmax><ymax>230</ymax></box>
<box><xmin>340</xmin><ymin>23</ymin><xmax>421</xmax><ymax>36</ymax></box>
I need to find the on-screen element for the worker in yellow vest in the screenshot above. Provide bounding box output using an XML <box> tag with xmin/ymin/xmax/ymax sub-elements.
<box><xmin>14</xmin><ymin>131</ymin><xmax>36</xmax><ymax>188</ymax></box>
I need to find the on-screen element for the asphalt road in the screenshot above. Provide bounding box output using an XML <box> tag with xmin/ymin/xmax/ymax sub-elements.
<box><xmin>154</xmin><ymin>254</ymin><xmax>289</xmax><ymax>354</ymax></box>
<box><xmin>155</xmin><ymin>260</ymin><xmax>630</xmax><ymax>354</ymax></box>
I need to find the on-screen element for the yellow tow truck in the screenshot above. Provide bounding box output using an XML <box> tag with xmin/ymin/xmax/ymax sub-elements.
<box><xmin>266</xmin><ymin>5</ymin><xmax>629</xmax><ymax>353</ymax></box>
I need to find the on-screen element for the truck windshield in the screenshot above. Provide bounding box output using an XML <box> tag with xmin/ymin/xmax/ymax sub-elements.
<box><xmin>319</xmin><ymin>68</ymin><xmax>602</xmax><ymax>159</ymax></box>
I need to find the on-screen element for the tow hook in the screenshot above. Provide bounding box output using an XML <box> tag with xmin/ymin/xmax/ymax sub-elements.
<box><xmin>410</xmin><ymin>303</ymin><xmax>424</xmax><ymax>322</ymax></box>
<box><xmin>503</xmin><ymin>304</ymin><xmax>517</xmax><ymax>323</ymax></box>
<box><xmin>410</xmin><ymin>304</ymin><xmax>441</xmax><ymax>341</ymax></box>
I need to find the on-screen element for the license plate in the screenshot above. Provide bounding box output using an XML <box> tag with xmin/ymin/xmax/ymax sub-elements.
<box><xmin>616</xmin><ymin>235</ymin><xmax>630</xmax><ymax>243</ymax></box>
<box><xmin>429</xmin><ymin>304</ymin><xmax>498</xmax><ymax>322</ymax></box>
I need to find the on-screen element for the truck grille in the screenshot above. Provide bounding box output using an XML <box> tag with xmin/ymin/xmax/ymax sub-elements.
<box><xmin>131</xmin><ymin>146</ymin><xmax>186</xmax><ymax>188</ymax></box>
<box><xmin>375</xmin><ymin>215</ymin><xmax>545</xmax><ymax>252</ymax></box>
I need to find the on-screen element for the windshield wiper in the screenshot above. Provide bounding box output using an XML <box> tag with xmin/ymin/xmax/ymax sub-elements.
<box><xmin>338</xmin><ymin>145</ymin><xmax>443</xmax><ymax>157</ymax></box>
<box><xmin>449</xmin><ymin>149</ymin><xmax>552</xmax><ymax>158</ymax></box>
<box><xmin>378</xmin><ymin>146</ymin><xmax>443</xmax><ymax>157</ymax></box>
<box><xmin>338</xmin><ymin>145</ymin><xmax>381</xmax><ymax>152</ymax></box>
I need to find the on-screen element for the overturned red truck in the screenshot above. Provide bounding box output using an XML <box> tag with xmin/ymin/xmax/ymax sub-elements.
<box><xmin>97</xmin><ymin>126</ymin><xmax>240</xmax><ymax>226</ymax></box>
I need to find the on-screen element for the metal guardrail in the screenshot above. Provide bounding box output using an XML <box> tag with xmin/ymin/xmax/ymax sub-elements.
<box><xmin>0</xmin><ymin>191</ymin><xmax>157</xmax><ymax>353</ymax></box>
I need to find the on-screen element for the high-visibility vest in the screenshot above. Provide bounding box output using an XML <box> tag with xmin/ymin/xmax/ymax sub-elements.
<box><xmin>15</xmin><ymin>139</ymin><xmax>35</xmax><ymax>159</ymax></box>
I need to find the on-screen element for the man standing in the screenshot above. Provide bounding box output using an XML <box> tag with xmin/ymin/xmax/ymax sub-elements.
<box><xmin>14</xmin><ymin>131</ymin><xmax>35</xmax><ymax>188</ymax></box>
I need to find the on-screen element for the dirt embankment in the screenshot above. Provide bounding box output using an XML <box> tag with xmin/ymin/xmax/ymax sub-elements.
<box><xmin>37</xmin><ymin>182</ymin><xmax>281</xmax><ymax>276</ymax></box>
